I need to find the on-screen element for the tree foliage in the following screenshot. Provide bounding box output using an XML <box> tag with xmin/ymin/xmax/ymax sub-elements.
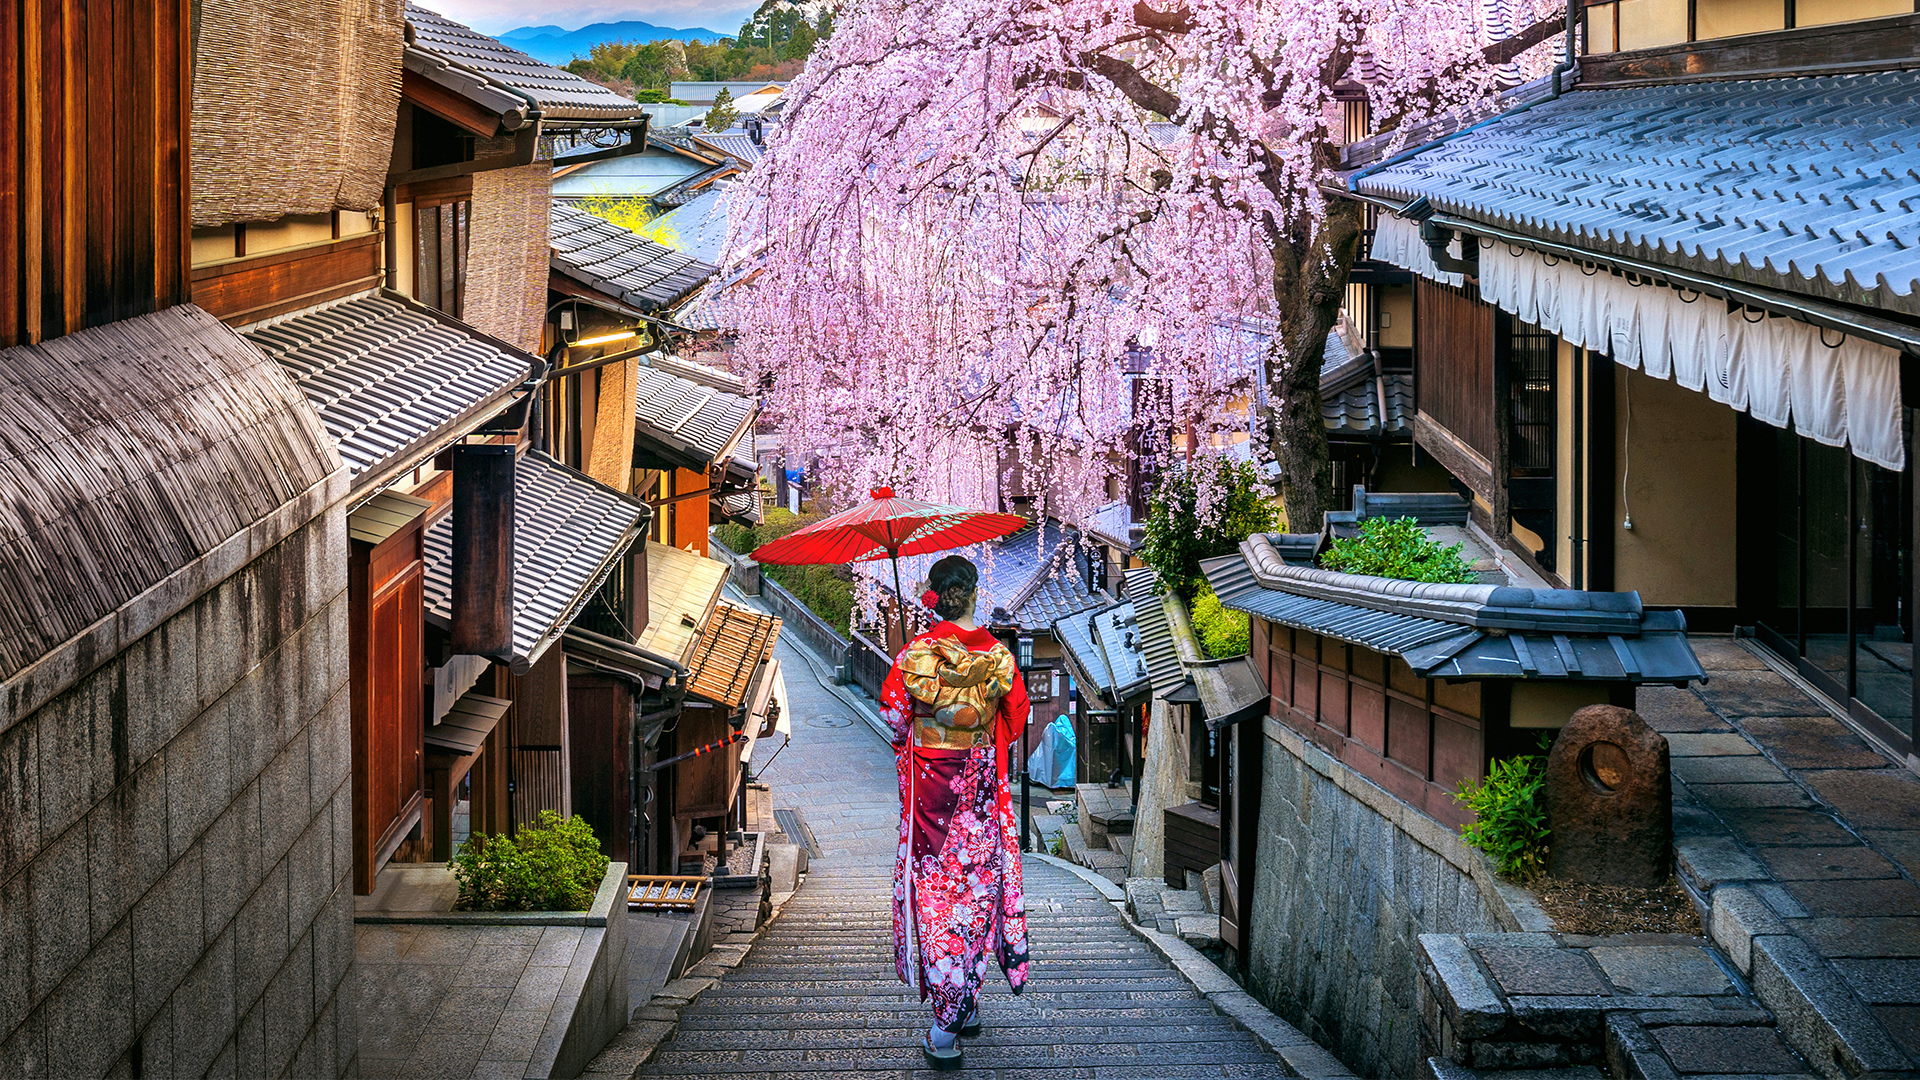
<box><xmin>724</xmin><ymin>0</ymin><xmax>1562</xmax><ymax>527</ymax></box>
<box><xmin>704</xmin><ymin>88</ymin><xmax>742</xmax><ymax>132</ymax></box>
<box><xmin>1138</xmin><ymin>458</ymin><xmax>1280</xmax><ymax>599</ymax></box>
<box><xmin>1190</xmin><ymin>585</ymin><xmax>1250</xmax><ymax>658</ymax></box>
<box><xmin>1319</xmin><ymin>516</ymin><xmax>1476</xmax><ymax>583</ymax></box>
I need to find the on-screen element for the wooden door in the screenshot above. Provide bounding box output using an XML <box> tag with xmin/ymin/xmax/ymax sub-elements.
<box><xmin>351</xmin><ymin>528</ymin><xmax>426</xmax><ymax>894</ymax></box>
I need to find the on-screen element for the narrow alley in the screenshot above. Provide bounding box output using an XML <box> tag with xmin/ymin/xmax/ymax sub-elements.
<box><xmin>624</xmin><ymin>620</ymin><xmax>1322</xmax><ymax>1079</ymax></box>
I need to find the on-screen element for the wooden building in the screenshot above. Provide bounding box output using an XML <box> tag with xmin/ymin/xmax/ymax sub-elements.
<box><xmin>1344</xmin><ymin>0</ymin><xmax>1920</xmax><ymax>766</ymax></box>
<box><xmin>0</xmin><ymin>1</ymin><xmax>356</xmax><ymax>1074</ymax></box>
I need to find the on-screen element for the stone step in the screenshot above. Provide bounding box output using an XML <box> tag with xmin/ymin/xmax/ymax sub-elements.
<box><xmin>1427</xmin><ymin>1059</ymin><xmax>1607</xmax><ymax>1080</ymax></box>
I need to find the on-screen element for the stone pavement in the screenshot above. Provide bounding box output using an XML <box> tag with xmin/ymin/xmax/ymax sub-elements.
<box><xmin>615</xmin><ymin>614</ymin><xmax>1336</xmax><ymax>1079</ymax></box>
<box><xmin>1650</xmin><ymin>637</ymin><xmax>1920</xmax><ymax>1074</ymax></box>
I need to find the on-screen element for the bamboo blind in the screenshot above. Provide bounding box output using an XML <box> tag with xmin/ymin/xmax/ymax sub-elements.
<box><xmin>189</xmin><ymin>0</ymin><xmax>403</xmax><ymax>227</ymax></box>
<box><xmin>465</xmin><ymin>163</ymin><xmax>553</xmax><ymax>355</ymax></box>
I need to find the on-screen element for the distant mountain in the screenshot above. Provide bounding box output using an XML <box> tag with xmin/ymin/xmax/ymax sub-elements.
<box><xmin>498</xmin><ymin>20</ymin><xmax>730</xmax><ymax>62</ymax></box>
<box><xmin>499</xmin><ymin>25</ymin><xmax>567</xmax><ymax>41</ymax></box>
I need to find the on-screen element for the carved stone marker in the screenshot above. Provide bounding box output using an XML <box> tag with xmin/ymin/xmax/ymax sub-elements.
<box><xmin>1546</xmin><ymin>704</ymin><xmax>1671</xmax><ymax>888</ymax></box>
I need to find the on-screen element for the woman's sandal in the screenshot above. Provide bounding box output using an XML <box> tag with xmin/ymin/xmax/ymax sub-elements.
<box><xmin>922</xmin><ymin>1031</ymin><xmax>963</xmax><ymax>1071</ymax></box>
<box><xmin>959</xmin><ymin>1003</ymin><xmax>981</xmax><ymax>1038</ymax></box>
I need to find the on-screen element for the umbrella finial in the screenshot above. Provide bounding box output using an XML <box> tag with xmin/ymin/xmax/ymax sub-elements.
<box><xmin>871</xmin><ymin>486</ymin><xmax>894</xmax><ymax>499</ymax></box>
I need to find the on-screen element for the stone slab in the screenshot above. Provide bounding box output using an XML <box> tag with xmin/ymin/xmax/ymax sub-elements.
<box><xmin>1754</xmin><ymin>845</ymin><xmax>1899</xmax><ymax>882</ymax></box>
<box><xmin>1648</xmin><ymin>1024</ymin><xmax>1805</xmax><ymax>1074</ymax></box>
<box><xmin>1867</xmin><ymin>829</ymin><xmax>1920</xmax><ymax>878</ymax></box>
<box><xmin>1724</xmin><ymin>810</ymin><xmax>1856</xmax><ymax>848</ymax></box>
<box><xmin>1636</xmin><ymin>687</ymin><xmax>1734</xmax><ymax>733</ymax></box>
<box><xmin>1677</xmin><ymin>837</ymin><xmax>1767</xmax><ymax>887</ymax></box>
<box><xmin>1738</xmin><ymin>716</ymin><xmax>1891</xmax><ymax>770</ymax></box>
<box><xmin>1803</xmin><ymin>769</ymin><xmax>1920</xmax><ymax>832</ymax></box>
<box><xmin>1665</xmin><ymin>733</ymin><xmax>1761</xmax><ymax>757</ymax></box>
<box><xmin>1750</xmin><ymin>932</ymin><xmax>1915</xmax><ymax>1077</ymax></box>
<box><xmin>1418</xmin><ymin>934</ymin><xmax>1509</xmax><ymax>1041</ymax></box>
<box><xmin>1780</xmin><ymin>877</ymin><xmax>1920</xmax><ymax>918</ymax></box>
<box><xmin>1692</xmin><ymin>671</ymin><xmax>1823</xmax><ymax>718</ymax></box>
<box><xmin>1479</xmin><ymin>945</ymin><xmax>1609</xmax><ymax>997</ymax></box>
<box><xmin>1691</xmin><ymin>639</ymin><xmax>1772</xmax><ymax>671</ymax></box>
<box><xmin>1711</xmin><ymin>887</ymin><xmax>1787</xmax><ymax>976</ymax></box>
<box><xmin>1590</xmin><ymin>945</ymin><xmax>1733</xmax><ymax>997</ymax></box>
<box><xmin>1872</xmin><ymin>1004</ymin><xmax>1920</xmax><ymax>1059</ymax></box>
<box><xmin>1832</xmin><ymin>958</ymin><xmax>1920</xmax><ymax>1005</ymax></box>
<box><xmin>1672</xmin><ymin>756</ymin><xmax>1791</xmax><ymax>786</ymax></box>
<box><xmin>1783</xmin><ymin>917</ymin><xmax>1920</xmax><ymax>959</ymax></box>
<box><xmin>1690</xmin><ymin>784</ymin><xmax>1814</xmax><ymax>810</ymax></box>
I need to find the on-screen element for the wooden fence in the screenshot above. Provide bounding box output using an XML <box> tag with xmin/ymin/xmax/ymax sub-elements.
<box><xmin>848</xmin><ymin>628</ymin><xmax>893</xmax><ymax>702</ymax></box>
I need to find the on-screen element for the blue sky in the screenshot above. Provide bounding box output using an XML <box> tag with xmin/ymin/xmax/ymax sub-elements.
<box><xmin>426</xmin><ymin>1</ymin><xmax>759</xmax><ymax>35</ymax></box>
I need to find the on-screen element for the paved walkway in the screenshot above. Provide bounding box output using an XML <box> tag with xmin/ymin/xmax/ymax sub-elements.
<box><xmin>630</xmin><ymin>615</ymin><xmax>1304</xmax><ymax>1079</ymax></box>
<box><xmin>1651</xmin><ymin>637</ymin><xmax>1920</xmax><ymax>1070</ymax></box>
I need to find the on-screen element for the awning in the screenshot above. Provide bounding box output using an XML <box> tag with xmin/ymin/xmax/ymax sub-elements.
<box><xmin>423</xmin><ymin>451</ymin><xmax>649</xmax><ymax>673</ymax></box>
<box><xmin>636</xmin><ymin>542</ymin><xmax>728</xmax><ymax>666</ymax></box>
<box><xmin>1190</xmin><ymin>656</ymin><xmax>1268</xmax><ymax>729</ymax></box>
<box><xmin>423</xmin><ymin>691</ymin><xmax>511</xmax><ymax>756</ymax></box>
<box><xmin>687</xmin><ymin>602</ymin><xmax>782</xmax><ymax>709</ymax></box>
<box><xmin>1374</xmin><ymin>214</ymin><xmax>1906</xmax><ymax>471</ymax></box>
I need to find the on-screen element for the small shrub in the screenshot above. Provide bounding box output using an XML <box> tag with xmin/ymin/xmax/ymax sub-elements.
<box><xmin>452</xmin><ymin>811</ymin><xmax>610</xmax><ymax>912</ymax></box>
<box><xmin>1320</xmin><ymin>516</ymin><xmax>1476</xmax><ymax>584</ymax></box>
<box><xmin>712</xmin><ymin>521</ymin><xmax>756</xmax><ymax>554</ymax></box>
<box><xmin>1454</xmin><ymin>745</ymin><xmax>1551</xmax><ymax>880</ymax></box>
<box><xmin>1190</xmin><ymin>585</ymin><xmax>1249</xmax><ymax>658</ymax></box>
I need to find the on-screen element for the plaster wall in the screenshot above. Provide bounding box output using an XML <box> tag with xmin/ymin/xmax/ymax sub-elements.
<box><xmin>0</xmin><ymin>505</ymin><xmax>355</xmax><ymax>1078</ymax></box>
<box><xmin>1246</xmin><ymin>719</ymin><xmax>1518</xmax><ymax>1079</ymax></box>
<box><xmin>1611</xmin><ymin>365</ymin><xmax>1738</xmax><ymax>608</ymax></box>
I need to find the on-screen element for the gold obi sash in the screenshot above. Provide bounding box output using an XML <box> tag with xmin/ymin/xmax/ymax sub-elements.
<box><xmin>900</xmin><ymin>635</ymin><xmax>1017</xmax><ymax>751</ymax></box>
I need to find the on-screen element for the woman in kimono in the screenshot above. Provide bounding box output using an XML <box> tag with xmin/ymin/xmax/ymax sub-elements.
<box><xmin>879</xmin><ymin>554</ymin><xmax>1031</xmax><ymax>1070</ymax></box>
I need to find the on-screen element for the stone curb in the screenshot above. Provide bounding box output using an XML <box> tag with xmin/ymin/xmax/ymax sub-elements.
<box><xmin>580</xmin><ymin>916</ymin><xmax>767</xmax><ymax>1079</ymax></box>
<box><xmin>1029</xmin><ymin>851</ymin><xmax>1125</xmax><ymax>901</ymax></box>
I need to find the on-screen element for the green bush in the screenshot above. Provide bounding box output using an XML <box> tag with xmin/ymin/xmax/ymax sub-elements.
<box><xmin>1320</xmin><ymin>516</ymin><xmax>1476</xmax><ymax>584</ymax></box>
<box><xmin>719</xmin><ymin>510</ymin><xmax>856</xmax><ymax>636</ymax></box>
<box><xmin>1138</xmin><ymin>458</ymin><xmax>1281</xmax><ymax>599</ymax></box>
<box><xmin>1190</xmin><ymin>585</ymin><xmax>1249</xmax><ymax>658</ymax></box>
<box><xmin>451</xmin><ymin>811</ymin><xmax>610</xmax><ymax>912</ymax></box>
<box><xmin>1454</xmin><ymin>746</ymin><xmax>1551</xmax><ymax>880</ymax></box>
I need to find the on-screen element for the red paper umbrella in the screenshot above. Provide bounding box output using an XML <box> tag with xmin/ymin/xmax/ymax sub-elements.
<box><xmin>751</xmin><ymin>487</ymin><xmax>1027</xmax><ymax>645</ymax></box>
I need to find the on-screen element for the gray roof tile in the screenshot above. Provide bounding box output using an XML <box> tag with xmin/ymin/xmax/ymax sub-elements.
<box><xmin>551</xmin><ymin>203</ymin><xmax>718</xmax><ymax>312</ymax></box>
<box><xmin>1354</xmin><ymin>71</ymin><xmax>1920</xmax><ymax>316</ymax></box>
<box><xmin>404</xmin><ymin>4</ymin><xmax>641</xmax><ymax>122</ymax></box>
<box><xmin>1124</xmin><ymin>569</ymin><xmax>1189</xmax><ymax>697</ymax></box>
<box><xmin>693</xmin><ymin>131</ymin><xmax>767</xmax><ymax>166</ymax></box>
<box><xmin>633</xmin><ymin>362</ymin><xmax>756</xmax><ymax>470</ymax></box>
<box><xmin>245</xmin><ymin>293</ymin><xmax>532</xmax><ymax>492</ymax></box>
<box><xmin>423</xmin><ymin>450</ymin><xmax>647</xmax><ymax>671</ymax></box>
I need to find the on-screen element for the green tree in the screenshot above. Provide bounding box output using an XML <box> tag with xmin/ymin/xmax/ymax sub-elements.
<box><xmin>572</xmin><ymin>38</ymin><xmax>642</xmax><ymax>80</ymax></box>
<box><xmin>619</xmin><ymin>41</ymin><xmax>684</xmax><ymax>89</ymax></box>
<box><xmin>704</xmin><ymin>87</ymin><xmax>741</xmax><ymax>132</ymax></box>
<box><xmin>1138</xmin><ymin>457</ymin><xmax>1280</xmax><ymax>599</ymax></box>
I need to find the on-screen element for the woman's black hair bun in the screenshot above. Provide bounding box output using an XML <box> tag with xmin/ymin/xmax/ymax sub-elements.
<box><xmin>928</xmin><ymin>555</ymin><xmax>978</xmax><ymax>621</ymax></box>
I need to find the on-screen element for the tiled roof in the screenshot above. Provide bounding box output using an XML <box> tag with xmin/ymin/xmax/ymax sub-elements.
<box><xmin>692</xmin><ymin>132</ymin><xmax>766</xmax><ymax>166</ymax></box>
<box><xmin>1123</xmin><ymin>569</ymin><xmax>1190</xmax><ymax>698</ymax></box>
<box><xmin>636</xmin><ymin>542</ymin><xmax>727</xmax><ymax>666</ymax></box>
<box><xmin>423</xmin><ymin>451</ymin><xmax>649</xmax><ymax>672</ymax></box>
<box><xmin>647</xmin><ymin>187</ymin><xmax>734</xmax><ymax>264</ymax></box>
<box><xmin>718</xmin><ymin>490</ymin><xmax>762</xmax><ymax>525</ymax></box>
<box><xmin>686</xmin><ymin>601</ymin><xmax>781</xmax><ymax>708</ymax></box>
<box><xmin>651</xmin><ymin>163</ymin><xmax>738</xmax><ymax>207</ymax></box>
<box><xmin>245</xmin><ymin>293</ymin><xmax>532</xmax><ymax>495</ymax></box>
<box><xmin>1321</xmin><ymin>354</ymin><xmax>1414</xmax><ymax>438</ymax></box>
<box><xmin>1054</xmin><ymin>601</ymin><xmax>1150</xmax><ymax>709</ymax></box>
<box><xmin>550</xmin><ymin>203</ymin><xmax>718</xmax><ymax>312</ymax></box>
<box><xmin>1353</xmin><ymin>71</ymin><xmax>1920</xmax><ymax>317</ymax></box>
<box><xmin>1086</xmin><ymin>501</ymin><xmax>1139</xmax><ymax>552</ymax></box>
<box><xmin>649</xmin><ymin>351</ymin><xmax>747</xmax><ymax>395</ymax></box>
<box><xmin>632</xmin><ymin>363</ymin><xmax>757</xmax><ymax>471</ymax></box>
<box><xmin>403</xmin><ymin>4</ymin><xmax>641</xmax><ymax>123</ymax></box>
<box><xmin>1204</xmin><ymin>537</ymin><xmax>1706</xmax><ymax>683</ymax></box>
<box><xmin>854</xmin><ymin>518</ymin><xmax>1100</xmax><ymax>633</ymax></box>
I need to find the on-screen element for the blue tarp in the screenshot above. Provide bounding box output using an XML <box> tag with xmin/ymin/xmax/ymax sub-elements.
<box><xmin>1026</xmin><ymin>715</ymin><xmax>1076</xmax><ymax>789</ymax></box>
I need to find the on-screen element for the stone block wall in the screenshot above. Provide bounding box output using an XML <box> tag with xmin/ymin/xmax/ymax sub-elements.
<box><xmin>0</xmin><ymin>503</ymin><xmax>354</xmax><ymax>1079</ymax></box>
<box><xmin>1246</xmin><ymin>718</ymin><xmax>1535</xmax><ymax>1078</ymax></box>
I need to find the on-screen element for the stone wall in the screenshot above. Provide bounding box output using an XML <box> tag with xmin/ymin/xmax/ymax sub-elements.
<box><xmin>0</xmin><ymin>503</ymin><xmax>354</xmax><ymax>1078</ymax></box>
<box><xmin>1246</xmin><ymin>718</ymin><xmax>1539</xmax><ymax>1079</ymax></box>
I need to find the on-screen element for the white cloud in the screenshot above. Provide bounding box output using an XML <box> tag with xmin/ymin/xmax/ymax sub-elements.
<box><xmin>424</xmin><ymin>1</ymin><xmax>762</xmax><ymax>35</ymax></box>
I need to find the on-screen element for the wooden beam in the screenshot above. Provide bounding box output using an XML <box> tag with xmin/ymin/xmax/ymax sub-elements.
<box><xmin>1413</xmin><ymin>410</ymin><xmax>1497</xmax><ymax>506</ymax></box>
<box><xmin>402</xmin><ymin>68</ymin><xmax>504</xmax><ymax>138</ymax></box>
<box><xmin>190</xmin><ymin>233</ymin><xmax>380</xmax><ymax>322</ymax></box>
<box><xmin>1581</xmin><ymin>11</ymin><xmax>1920</xmax><ymax>85</ymax></box>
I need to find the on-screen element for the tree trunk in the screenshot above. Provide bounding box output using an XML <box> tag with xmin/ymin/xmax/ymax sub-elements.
<box><xmin>1264</xmin><ymin>200</ymin><xmax>1363</xmax><ymax>533</ymax></box>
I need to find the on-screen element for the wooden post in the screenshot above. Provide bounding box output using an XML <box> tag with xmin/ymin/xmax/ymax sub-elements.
<box><xmin>453</xmin><ymin>444</ymin><xmax>516</xmax><ymax>658</ymax></box>
<box><xmin>625</xmin><ymin>536</ymin><xmax>650</xmax><ymax>639</ymax></box>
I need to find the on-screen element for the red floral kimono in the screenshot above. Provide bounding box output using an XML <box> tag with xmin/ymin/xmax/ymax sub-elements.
<box><xmin>880</xmin><ymin>621</ymin><xmax>1032</xmax><ymax>1031</ymax></box>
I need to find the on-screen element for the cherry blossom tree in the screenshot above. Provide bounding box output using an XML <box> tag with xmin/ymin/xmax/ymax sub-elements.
<box><xmin>723</xmin><ymin>0</ymin><xmax>1565</xmax><ymax>527</ymax></box>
